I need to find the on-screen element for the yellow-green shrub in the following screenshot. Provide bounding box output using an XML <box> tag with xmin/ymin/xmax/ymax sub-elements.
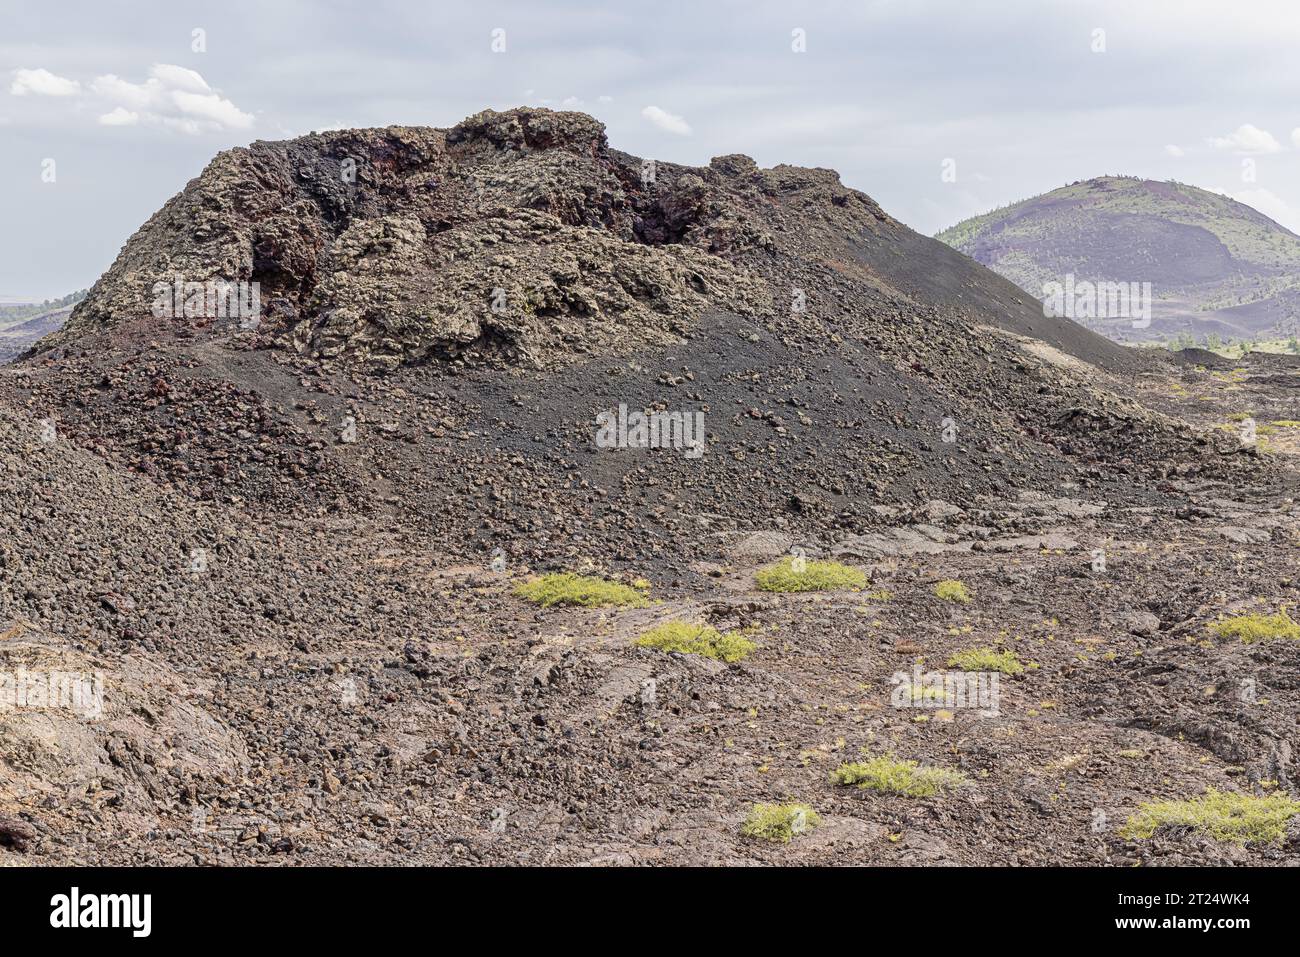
<box><xmin>756</xmin><ymin>557</ymin><xmax>867</xmax><ymax>593</ymax></box>
<box><xmin>740</xmin><ymin>802</ymin><xmax>821</xmax><ymax>843</ymax></box>
<box><xmin>1121</xmin><ymin>789</ymin><xmax>1300</xmax><ymax>844</ymax></box>
<box><xmin>635</xmin><ymin>620</ymin><xmax>756</xmax><ymax>662</ymax></box>
<box><xmin>514</xmin><ymin>573</ymin><xmax>649</xmax><ymax>608</ymax></box>
<box><xmin>933</xmin><ymin>579</ymin><xmax>972</xmax><ymax>604</ymax></box>
<box><xmin>947</xmin><ymin>647</ymin><xmax>1023</xmax><ymax>674</ymax></box>
<box><xmin>1209</xmin><ymin>609</ymin><xmax>1300</xmax><ymax>643</ymax></box>
<box><xmin>831</xmin><ymin>754</ymin><xmax>966</xmax><ymax>797</ymax></box>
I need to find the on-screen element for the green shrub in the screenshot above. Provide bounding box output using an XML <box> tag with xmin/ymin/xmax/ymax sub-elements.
<box><xmin>831</xmin><ymin>754</ymin><xmax>967</xmax><ymax>797</ymax></box>
<box><xmin>740</xmin><ymin>802</ymin><xmax>821</xmax><ymax>843</ymax></box>
<box><xmin>514</xmin><ymin>573</ymin><xmax>649</xmax><ymax>608</ymax></box>
<box><xmin>947</xmin><ymin>647</ymin><xmax>1024</xmax><ymax>674</ymax></box>
<box><xmin>635</xmin><ymin>620</ymin><xmax>756</xmax><ymax>662</ymax></box>
<box><xmin>933</xmin><ymin>579</ymin><xmax>972</xmax><ymax>604</ymax></box>
<box><xmin>755</xmin><ymin>556</ymin><xmax>867</xmax><ymax>593</ymax></box>
<box><xmin>1121</xmin><ymin>789</ymin><xmax>1300</xmax><ymax>844</ymax></box>
<box><xmin>1209</xmin><ymin>609</ymin><xmax>1300</xmax><ymax>643</ymax></box>
<box><xmin>897</xmin><ymin>683</ymin><xmax>949</xmax><ymax>704</ymax></box>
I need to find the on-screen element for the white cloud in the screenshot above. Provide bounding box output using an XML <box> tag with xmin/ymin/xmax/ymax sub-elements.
<box><xmin>641</xmin><ymin>105</ymin><xmax>691</xmax><ymax>135</ymax></box>
<box><xmin>10</xmin><ymin>67</ymin><xmax>81</xmax><ymax>97</ymax></box>
<box><xmin>6</xmin><ymin>62</ymin><xmax>251</xmax><ymax>134</ymax></box>
<box><xmin>1164</xmin><ymin>143</ymin><xmax>1185</xmax><ymax>157</ymax></box>
<box><xmin>1208</xmin><ymin>123</ymin><xmax>1281</xmax><ymax>153</ymax></box>
<box><xmin>99</xmin><ymin>107</ymin><xmax>140</xmax><ymax>126</ymax></box>
<box><xmin>90</xmin><ymin>74</ymin><xmax>155</xmax><ymax>110</ymax></box>
<box><xmin>148</xmin><ymin>64</ymin><xmax>210</xmax><ymax>94</ymax></box>
<box><xmin>1292</xmin><ymin>128</ymin><xmax>1300</xmax><ymax>149</ymax></box>
<box><xmin>89</xmin><ymin>64</ymin><xmax>253</xmax><ymax>133</ymax></box>
<box><xmin>171</xmin><ymin>90</ymin><xmax>254</xmax><ymax>129</ymax></box>
<box><xmin>160</xmin><ymin>117</ymin><xmax>203</xmax><ymax>136</ymax></box>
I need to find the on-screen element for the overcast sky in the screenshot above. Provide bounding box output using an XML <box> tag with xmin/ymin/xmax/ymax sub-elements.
<box><xmin>4</xmin><ymin>0</ymin><xmax>1300</xmax><ymax>299</ymax></box>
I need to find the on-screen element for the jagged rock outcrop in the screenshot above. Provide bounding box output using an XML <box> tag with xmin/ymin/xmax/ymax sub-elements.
<box><xmin>46</xmin><ymin>109</ymin><xmax>821</xmax><ymax>368</ymax></box>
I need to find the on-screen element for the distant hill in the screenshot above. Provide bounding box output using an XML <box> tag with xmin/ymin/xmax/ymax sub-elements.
<box><xmin>936</xmin><ymin>176</ymin><xmax>1300</xmax><ymax>346</ymax></box>
<box><xmin>0</xmin><ymin>289</ymin><xmax>86</xmax><ymax>363</ymax></box>
<box><xmin>0</xmin><ymin>289</ymin><xmax>87</xmax><ymax>329</ymax></box>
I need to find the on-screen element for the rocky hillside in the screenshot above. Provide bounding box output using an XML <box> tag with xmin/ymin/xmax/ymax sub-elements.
<box><xmin>13</xmin><ymin>109</ymin><xmax>1200</xmax><ymax>569</ymax></box>
<box><xmin>937</xmin><ymin>176</ymin><xmax>1300</xmax><ymax>344</ymax></box>
<box><xmin>47</xmin><ymin>110</ymin><xmax>1137</xmax><ymax>372</ymax></box>
<box><xmin>3</xmin><ymin>109</ymin><xmax>1298</xmax><ymax>867</ymax></box>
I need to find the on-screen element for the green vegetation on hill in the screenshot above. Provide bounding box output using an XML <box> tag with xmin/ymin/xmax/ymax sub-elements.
<box><xmin>755</xmin><ymin>556</ymin><xmax>868</xmax><ymax>593</ymax></box>
<box><xmin>1122</xmin><ymin>789</ymin><xmax>1300</xmax><ymax>844</ymax></box>
<box><xmin>831</xmin><ymin>754</ymin><xmax>967</xmax><ymax>797</ymax></box>
<box><xmin>936</xmin><ymin>176</ymin><xmax>1300</xmax><ymax>342</ymax></box>
<box><xmin>0</xmin><ymin>289</ymin><xmax>88</xmax><ymax>330</ymax></box>
<box><xmin>1209</xmin><ymin>609</ymin><xmax>1300</xmax><ymax>643</ymax></box>
<box><xmin>939</xmin><ymin>176</ymin><xmax>1300</xmax><ymax>271</ymax></box>
<box><xmin>1164</xmin><ymin>334</ymin><xmax>1299</xmax><ymax>357</ymax></box>
<box><xmin>514</xmin><ymin>572</ymin><xmax>649</xmax><ymax>608</ymax></box>
<box><xmin>740</xmin><ymin>802</ymin><xmax>821</xmax><ymax>843</ymax></box>
<box><xmin>635</xmin><ymin>620</ymin><xmax>757</xmax><ymax>662</ymax></box>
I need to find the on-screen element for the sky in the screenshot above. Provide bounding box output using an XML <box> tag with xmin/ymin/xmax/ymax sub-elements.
<box><xmin>4</xmin><ymin>0</ymin><xmax>1300</xmax><ymax>299</ymax></box>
